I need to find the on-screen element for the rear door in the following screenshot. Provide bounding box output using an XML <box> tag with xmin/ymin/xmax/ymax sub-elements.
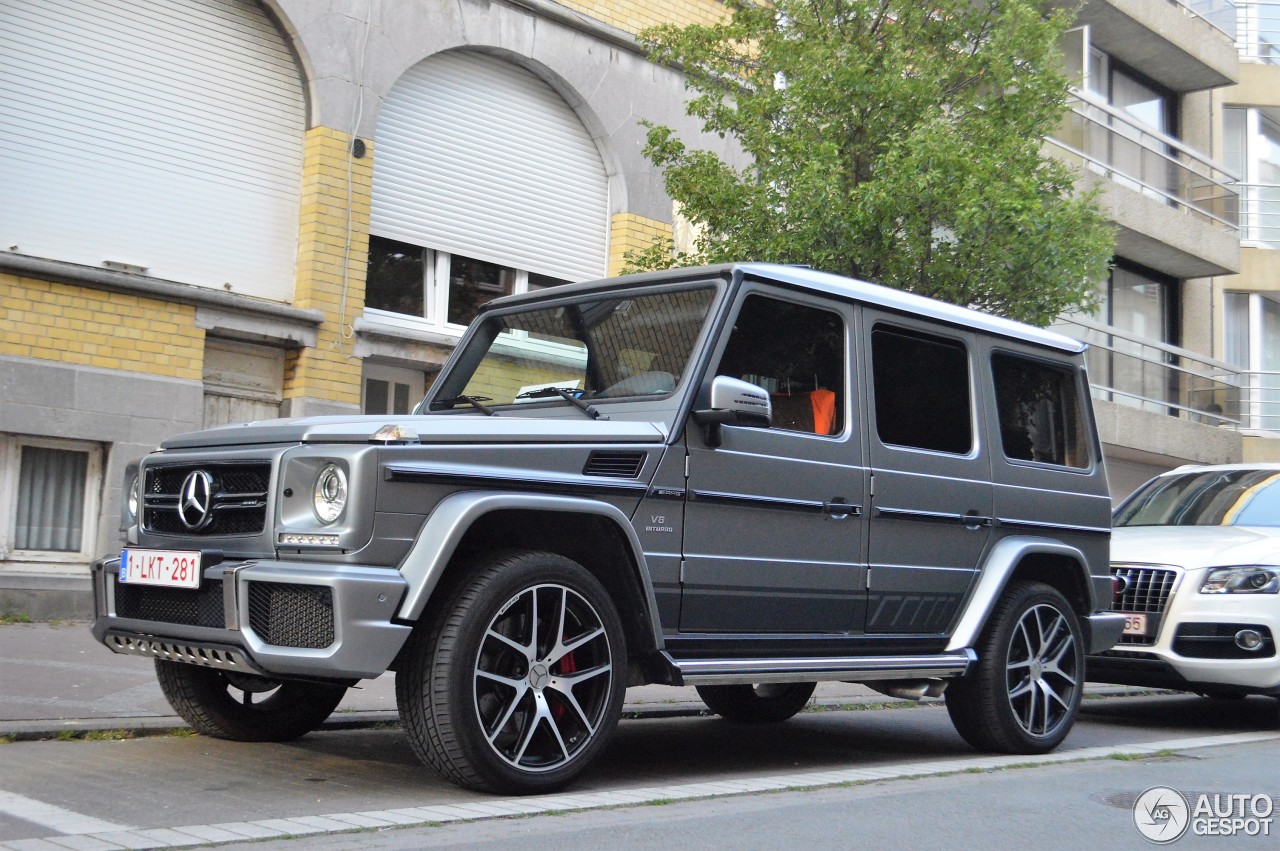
<box><xmin>861</xmin><ymin>313</ymin><xmax>992</xmax><ymax>635</ymax></box>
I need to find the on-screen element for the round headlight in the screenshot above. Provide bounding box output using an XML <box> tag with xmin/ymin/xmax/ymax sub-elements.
<box><xmin>126</xmin><ymin>474</ymin><xmax>140</xmax><ymax>521</ymax></box>
<box><xmin>313</xmin><ymin>464</ymin><xmax>347</xmax><ymax>525</ymax></box>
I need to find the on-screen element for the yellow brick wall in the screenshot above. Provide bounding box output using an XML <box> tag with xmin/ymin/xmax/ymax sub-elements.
<box><xmin>0</xmin><ymin>273</ymin><xmax>203</xmax><ymax>380</ymax></box>
<box><xmin>286</xmin><ymin>126</ymin><xmax>371</xmax><ymax>407</ymax></box>
<box><xmin>609</xmin><ymin>213</ymin><xmax>673</xmax><ymax>274</ymax></box>
<box><xmin>557</xmin><ymin>0</ymin><xmax>728</xmax><ymax>35</ymax></box>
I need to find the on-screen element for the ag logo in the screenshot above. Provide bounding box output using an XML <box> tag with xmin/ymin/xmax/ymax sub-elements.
<box><xmin>178</xmin><ymin>470</ymin><xmax>215</xmax><ymax>531</ymax></box>
<box><xmin>1134</xmin><ymin>786</ymin><xmax>1190</xmax><ymax>844</ymax></box>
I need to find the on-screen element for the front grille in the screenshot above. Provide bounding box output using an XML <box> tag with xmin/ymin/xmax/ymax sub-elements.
<box><xmin>143</xmin><ymin>462</ymin><xmax>270</xmax><ymax>536</ymax></box>
<box><xmin>247</xmin><ymin>582</ymin><xmax>335</xmax><ymax>649</ymax></box>
<box><xmin>1112</xmin><ymin>564</ymin><xmax>1178</xmax><ymax>648</ymax></box>
<box><xmin>1173</xmin><ymin>623</ymin><xmax>1275</xmax><ymax>660</ymax></box>
<box><xmin>114</xmin><ymin>575</ymin><xmax>224</xmax><ymax>628</ymax></box>
<box><xmin>583</xmin><ymin>450</ymin><xmax>647</xmax><ymax>478</ymax></box>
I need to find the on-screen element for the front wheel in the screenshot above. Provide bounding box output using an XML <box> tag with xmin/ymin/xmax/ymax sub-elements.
<box><xmin>945</xmin><ymin>581</ymin><xmax>1084</xmax><ymax>754</ymax></box>
<box><xmin>397</xmin><ymin>551</ymin><xmax>627</xmax><ymax>794</ymax></box>
<box><xmin>696</xmin><ymin>682</ymin><xmax>816</xmax><ymax>723</ymax></box>
<box><xmin>154</xmin><ymin>660</ymin><xmax>346</xmax><ymax>741</ymax></box>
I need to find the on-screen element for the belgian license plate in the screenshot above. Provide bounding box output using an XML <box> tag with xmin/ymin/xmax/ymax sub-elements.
<box><xmin>120</xmin><ymin>548</ymin><xmax>202</xmax><ymax>590</ymax></box>
<box><xmin>1122</xmin><ymin>613</ymin><xmax>1148</xmax><ymax>637</ymax></box>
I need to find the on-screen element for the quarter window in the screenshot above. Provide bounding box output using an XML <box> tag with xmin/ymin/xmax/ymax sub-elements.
<box><xmin>871</xmin><ymin>327</ymin><xmax>972</xmax><ymax>454</ymax></box>
<box><xmin>991</xmin><ymin>353</ymin><xmax>1088</xmax><ymax>468</ymax></box>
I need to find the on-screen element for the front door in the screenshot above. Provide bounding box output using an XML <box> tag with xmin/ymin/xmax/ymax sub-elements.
<box><xmin>680</xmin><ymin>288</ymin><xmax>867</xmax><ymax>633</ymax></box>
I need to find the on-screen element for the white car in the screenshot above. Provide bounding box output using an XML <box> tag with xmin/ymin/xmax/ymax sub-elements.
<box><xmin>1088</xmin><ymin>464</ymin><xmax>1280</xmax><ymax>698</ymax></box>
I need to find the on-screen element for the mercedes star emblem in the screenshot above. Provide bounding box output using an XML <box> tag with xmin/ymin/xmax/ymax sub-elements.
<box><xmin>178</xmin><ymin>470</ymin><xmax>215</xmax><ymax>530</ymax></box>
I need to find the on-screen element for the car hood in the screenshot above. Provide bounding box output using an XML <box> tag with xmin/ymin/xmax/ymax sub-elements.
<box><xmin>1111</xmin><ymin>524</ymin><xmax>1280</xmax><ymax>569</ymax></box>
<box><xmin>159</xmin><ymin>414</ymin><xmax>668</xmax><ymax>450</ymax></box>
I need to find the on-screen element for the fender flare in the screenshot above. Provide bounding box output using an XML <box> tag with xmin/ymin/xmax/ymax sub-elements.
<box><xmin>944</xmin><ymin>536</ymin><xmax>1099</xmax><ymax>653</ymax></box>
<box><xmin>394</xmin><ymin>491</ymin><xmax>664</xmax><ymax>649</ymax></box>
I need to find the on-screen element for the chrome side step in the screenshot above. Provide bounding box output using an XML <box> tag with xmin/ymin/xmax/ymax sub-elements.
<box><xmin>665</xmin><ymin>650</ymin><xmax>976</xmax><ymax>686</ymax></box>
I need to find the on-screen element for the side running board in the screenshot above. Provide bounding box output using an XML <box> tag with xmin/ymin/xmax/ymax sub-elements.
<box><xmin>663</xmin><ymin>650</ymin><xmax>976</xmax><ymax>686</ymax></box>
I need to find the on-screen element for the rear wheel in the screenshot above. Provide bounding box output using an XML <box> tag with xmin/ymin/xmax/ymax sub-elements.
<box><xmin>154</xmin><ymin>660</ymin><xmax>346</xmax><ymax>741</ymax></box>
<box><xmin>397</xmin><ymin>551</ymin><xmax>627</xmax><ymax>794</ymax></box>
<box><xmin>696</xmin><ymin>682</ymin><xmax>817</xmax><ymax>723</ymax></box>
<box><xmin>946</xmin><ymin>581</ymin><xmax>1084</xmax><ymax>754</ymax></box>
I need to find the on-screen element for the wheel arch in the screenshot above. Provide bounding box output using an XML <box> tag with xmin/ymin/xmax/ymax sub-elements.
<box><xmin>395</xmin><ymin>492</ymin><xmax>663</xmax><ymax>655</ymax></box>
<box><xmin>945</xmin><ymin>536</ymin><xmax>1097</xmax><ymax>654</ymax></box>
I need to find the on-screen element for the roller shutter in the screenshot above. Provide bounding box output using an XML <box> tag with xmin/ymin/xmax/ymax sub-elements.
<box><xmin>371</xmin><ymin>51</ymin><xmax>608</xmax><ymax>283</ymax></box>
<box><xmin>0</xmin><ymin>0</ymin><xmax>305</xmax><ymax>302</ymax></box>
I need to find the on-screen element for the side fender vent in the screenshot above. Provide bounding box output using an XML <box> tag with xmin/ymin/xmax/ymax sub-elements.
<box><xmin>583</xmin><ymin>450</ymin><xmax>647</xmax><ymax>478</ymax></box>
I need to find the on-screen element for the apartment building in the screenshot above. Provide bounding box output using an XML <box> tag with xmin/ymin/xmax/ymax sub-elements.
<box><xmin>0</xmin><ymin>0</ymin><xmax>1270</xmax><ymax>616</ymax></box>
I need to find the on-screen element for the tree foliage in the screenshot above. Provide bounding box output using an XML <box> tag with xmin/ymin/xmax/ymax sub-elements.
<box><xmin>632</xmin><ymin>0</ymin><xmax>1114</xmax><ymax>326</ymax></box>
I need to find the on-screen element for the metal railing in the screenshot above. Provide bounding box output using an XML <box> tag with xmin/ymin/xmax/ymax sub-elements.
<box><xmin>1182</xmin><ymin>0</ymin><xmax>1240</xmax><ymax>38</ymax></box>
<box><xmin>1233</xmin><ymin>0</ymin><xmax>1280</xmax><ymax>64</ymax></box>
<box><xmin>1047</xmin><ymin>91</ymin><xmax>1240</xmax><ymax>232</ymax></box>
<box><xmin>1051</xmin><ymin>315</ymin><xmax>1253</xmax><ymax>428</ymax></box>
<box><xmin>1235</xmin><ymin>182</ymin><xmax>1280</xmax><ymax>246</ymax></box>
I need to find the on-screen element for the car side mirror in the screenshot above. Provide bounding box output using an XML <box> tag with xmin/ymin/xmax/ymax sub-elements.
<box><xmin>692</xmin><ymin>376</ymin><xmax>772</xmax><ymax>447</ymax></box>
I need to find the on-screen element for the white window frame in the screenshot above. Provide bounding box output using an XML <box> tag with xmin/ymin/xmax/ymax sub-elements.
<box><xmin>361</xmin><ymin>363</ymin><xmax>428</xmax><ymax>415</ymax></box>
<box><xmin>364</xmin><ymin>246</ymin><xmax>562</xmax><ymax>337</ymax></box>
<box><xmin>0</xmin><ymin>434</ymin><xmax>103</xmax><ymax>566</ymax></box>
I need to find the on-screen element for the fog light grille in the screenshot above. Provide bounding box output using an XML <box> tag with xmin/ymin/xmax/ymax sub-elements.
<box><xmin>247</xmin><ymin>582</ymin><xmax>335</xmax><ymax>649</ymax></box>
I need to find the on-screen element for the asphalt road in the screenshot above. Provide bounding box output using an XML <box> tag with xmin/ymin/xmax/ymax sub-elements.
<box><xmin>1</xmin><ymin>692</ymin><xmax>1277</xmax><ymax>850</ymax></box>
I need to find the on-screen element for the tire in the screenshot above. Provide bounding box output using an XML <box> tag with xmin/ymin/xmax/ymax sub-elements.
<box><xmin>154</xmin><ymin>660</ymin><xmax>346</xmax><ymax>742</ymax></box>
<box><xmin>696</xmin><ymin>682</ymin><xmax>816</xmax><ymax>723</ymax></box>
<box><xmin>945</xmin><ymin>581</ymin><xmax>1084</xmax><ymax>754</ymax></box>
<box><xmin>397</xmin><ymin>550</ymin><xmax>628</xmax><ymax>794</ymax></box>
<box><xmin>1201</xmin><ymin>689</ymin><xmax>1249</xmax><ymax>701</ymax></box>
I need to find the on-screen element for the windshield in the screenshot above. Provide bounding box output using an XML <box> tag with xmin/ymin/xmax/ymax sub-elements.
<box><xmin>1114</xmin><ymin>469</ymin><xmax>1280</xmax><ymax>528</ymax></box>
<box><xmin>430</xmin><ymin>285</ymin><xmax>718</xmax><ymax>410</ymax></box>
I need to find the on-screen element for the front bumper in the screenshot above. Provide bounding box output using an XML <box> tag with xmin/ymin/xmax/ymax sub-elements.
<box><xmin>1088</xmin><ymin>588</ymin><xmax>1280</xmax><ymax>694</ymax></box>
<box><xmin>91</xmin><ymin>555</ymin><xmax>412</xmax><ymax>681</ymax></box>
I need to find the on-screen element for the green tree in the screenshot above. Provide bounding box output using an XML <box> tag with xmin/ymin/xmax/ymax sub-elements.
<box><xmin>632</xmin><ymin>0</ymin><xmax>1113</xmax><ymax>326</ymax></box>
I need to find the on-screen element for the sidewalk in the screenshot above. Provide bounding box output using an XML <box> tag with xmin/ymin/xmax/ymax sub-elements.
<box><xmin>0</xmin><ymin>622</ymin><xmax>903</xmax><ymax>740</ymax></box>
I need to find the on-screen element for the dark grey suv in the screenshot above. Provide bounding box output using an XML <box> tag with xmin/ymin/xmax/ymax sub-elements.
<box><xmin>91</xmin><ymin>263</ymin><xmax>1124</xmax><ymax>793</ymax></box>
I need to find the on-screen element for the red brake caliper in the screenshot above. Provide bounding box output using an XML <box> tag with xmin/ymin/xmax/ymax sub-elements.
<box><xmin>552</xmin><ymin>641</ymin><xmax>577</xmax><ymax>720</ymax></box>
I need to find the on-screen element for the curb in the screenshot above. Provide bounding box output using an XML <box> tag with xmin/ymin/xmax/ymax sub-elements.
<box><xmin>0</xmin><ymin>687</ymin><xmax>1162</xmax><ymax>742</ymax></box>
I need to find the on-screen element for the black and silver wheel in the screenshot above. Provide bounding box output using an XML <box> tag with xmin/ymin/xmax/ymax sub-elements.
<box><xmin>946</xmin><ymin>581</ymin><xmax>1084</xmax><ymax>754</ymax></box>
<box><xmin>154</xmin><ymin>660</ymin><xmax>346</xmax><ymax>742</ymax></box>
<box><xmin>398</xmin><ymin>551</ymin><xmax>627</xmax><ymax>794</ymax></box>
<box><xmin>696</xmin><ymin>682</ymin><xmax>816</xmax><ymax>723</ymax></box>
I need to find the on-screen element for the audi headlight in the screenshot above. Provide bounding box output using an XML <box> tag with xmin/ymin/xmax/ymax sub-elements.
<box><xmin>1200</xmin><ymin>567</ymin><xmax>1280</xmax><ymax>595</ymax></box>
<box><xmin>312</xmin><ymin>464</ymin><xmax>348</xmax><ymax>525</ymax></box>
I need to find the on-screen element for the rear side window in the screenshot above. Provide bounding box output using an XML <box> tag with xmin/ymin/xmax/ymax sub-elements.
<box><xmin>871</xmin><ymin>326</ymin><xmax>972</xmax><ymax>454</ymax></box>
<box><xmin>991</xmin><ymin>352</ymin><xmax>1088</xmax><ymax>468</ymax></box>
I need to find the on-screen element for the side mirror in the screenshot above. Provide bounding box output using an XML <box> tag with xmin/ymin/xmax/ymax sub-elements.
<box><xmin>692</xmin><ymin>376</ymin><xmax>772</xmax><ymax>447</ymax></box>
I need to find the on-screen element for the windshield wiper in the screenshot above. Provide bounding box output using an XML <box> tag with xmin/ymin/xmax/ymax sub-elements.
<box><xmin>436</xmin><ymin>395</ymin><xmax>500</xmax><ymax>416</ymax></box>
<box><xmin>514</xmin><ymin>386</ymin><xmax>609</xmax><ymax>420</ymax></box>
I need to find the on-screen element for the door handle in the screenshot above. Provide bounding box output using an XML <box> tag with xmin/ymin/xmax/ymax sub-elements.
<box><xmin>823</xmin><ymin>499</ymin><xmax>862</xmax><ymax>520</ymax></box>
<box><xmin>962</xmin><ymin>510</ymin><xmax>994</xmax><ymax>530</ymax></box>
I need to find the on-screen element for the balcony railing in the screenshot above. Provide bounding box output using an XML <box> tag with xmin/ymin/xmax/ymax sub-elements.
<box><xmin>1048</xmin><ymin>315</ymin><xmax>1280</xmax><ymax>431</ymax></box>
<box><xmin>1236</xmin><ymin>182</ymin><xmax>1280</xmax><ymax>246</ymax></box>
<box><xmin>1182</xmin><ymin>0</ymin><xmax>1240</xmax><ymax>38</ymax></box>
<box><xmin>1047</xmin><ymin>91</ymin><xmax>1240</xmax><ymax>233</ymax></box>
<box><xmin>1233</xmin><ymin>0</ymin><xmax>1280</xmax><ymax>64</ymax></box>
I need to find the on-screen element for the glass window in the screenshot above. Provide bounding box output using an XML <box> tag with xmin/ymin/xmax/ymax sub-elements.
<box><xmin>871</xmin><ymin>327</ymin><xmax>972</xmax><ymax>454</ymax></box>
<box><xmin>433</xmin><ymin>286</ymin><xmax>717</xmax><ymax>409</ymax></box>
<box><xmin>991</xmin><ymin>354</ymin><xmax>1087</xmax><ymax>468</ymax></box>
<box><xmin>1115</xmin><ymin>469</ymin><xmax>1280</xmax><ymax>528</ymax></box>
<box><xmin>366</xmin><ymin>236</ymin><xmax>427</xmax><ymax>317</ymax></box>
<box><xmin>365</xmin><ymin>239</ymin><xmax>567</xmax><ymax>328</ymax></box>
<box><xmin>714</xmin><ymin>295</ymin><xmax>845</xmax><ymax>436</ymax></box>
<box><xmin>362</xmin><ymin>363</ymin><xmax>426</xmax><ymax>415</ymax></box>
<box><xmin>2</xmin><ymin>436</ymin><xmax>102</xmax><ymax>561</ymax></box>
